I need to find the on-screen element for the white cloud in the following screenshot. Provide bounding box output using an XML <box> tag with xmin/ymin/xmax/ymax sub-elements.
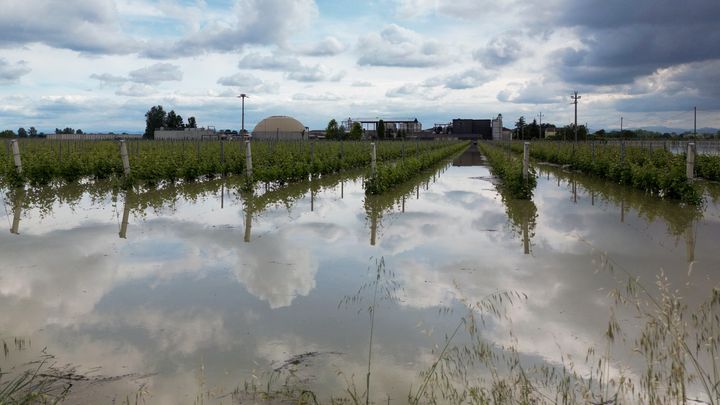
<box><xmin>286</xmin><ymin>65</ymin><xmax>345</xmax><ymax>82</ymax></box>
<box><xmin>424</xmin><ymin>68</ymin><xmax>496</xmax><ymax>89</ymax></box>
<box><xmin>357</xmin><ymin>24</ymin><xmax>446</xmax><ymax>68</ymax></box>
<box><xmin>292</xmin><ymin>92</ymin><xmax>342</xmax><ymax>101</ymax></box>
<box><xmin>144</xmin><ymin>0</ymin><xmax>319</xmax><ymax>58</ymax></box>
<box><xmin>217</xmin><ymin>73</ymin><xmax>280</xmax><ymax>93</ymax></box>
<box><xmin>128</xmin><ymin>63</ymin><xmax>183</xmax><ymax>84</ymax></box>
<box><xmin>238</xmin><ymin>52</ymin><xmax>302</xmax><ymax>71</ymax></box>
<box><xmin>0</xmin><ymin>0</ymin><xmax>140</xmax><ymax>55</ymax></box>
<box><xmin>115</xmin><ymin>83</ymin><xmax>155</xmax><ymax>97</ymax></box>
<box><xmin>299</xmin><ymin>36</ymin><xmax>346</xmax><ymax>56</ymax></box>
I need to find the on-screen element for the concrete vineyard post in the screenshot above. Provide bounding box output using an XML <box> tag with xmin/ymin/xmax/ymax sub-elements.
<box><xmin>311</xmin><ymin>139</ymin><xmax>315</xmax><ymax>162</ymax></box>
<box><xmin>119</xmin><ymin>140</ymin><xmax>131</xmax><ymax>175</ymax></box>
<box><xmin>687</xmin><ymin>142</ymin><xmax>696</xmax><ymax>180</ymax></box>
<box><xmin>11</xmin><ymin>140</ymin><xmax>22</xmax><ymax>174</ymax></box>
<box><xmin>371</xmin><ymin>142</ymin><xmax>377</xmax><ymax>176</ymax></box>
<box><xmin>245</xmin><ymin>140</ymin><xmax>253</xmax><ymax>178</ymax></box>
<box><xmin>621</xmin><ymin>141</ymin><xmax>626</xmax><ymax>163</ymax></box>
<box><xmin>523</xmin><ymin>142</ymin><xmax>530</xmax><ymax>181</ymax></box>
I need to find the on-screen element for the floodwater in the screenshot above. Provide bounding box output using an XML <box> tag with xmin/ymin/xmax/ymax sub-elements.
<box><xmin>1</xmin><ymin>146</ymin><xmax>719</xmax><ymax>403</ymax></box>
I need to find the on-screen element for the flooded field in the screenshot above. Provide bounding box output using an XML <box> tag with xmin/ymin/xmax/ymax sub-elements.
<box><xmin>1</xmin><ymin>146</ymin><xmax>719</xmax><ymax>403</ymax></box>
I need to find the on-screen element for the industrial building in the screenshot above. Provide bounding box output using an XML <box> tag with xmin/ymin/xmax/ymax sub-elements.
<box><xmin>451</xmin><ymin>114</ymin><xmax>505</xmax><ymax>140</ymax></box>
<box><xmin>252</xmin><ymin>116</ymin><xmax>307</xmax><ymax>140</ymax></box>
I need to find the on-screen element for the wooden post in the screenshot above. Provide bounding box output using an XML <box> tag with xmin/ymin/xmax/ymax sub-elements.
<box><xmin>687</xmin><ymin>142</ymin><xmax>695</xmax><ymax>180</ymax></box>
<box><xmin>119</xmin><ymin>140</ymin><xmax>130</xmax><ymax>175</ymax></box>
<box><xmin>591</xmin><ymin>141</ymin><xmax>595</xmax><ymax>163</ymax></box>
<box><xmin>10</xmin><ymin>140</ymin><xmax>22</xmax><ymax>174</ymax></box>
<box><xmin>371</xmin><ymin>142</ymin><xmax>377</xmax><ymax>176</ymax></box>
<box><xmin>620</xmin><ymin>141</ymin><xmax>626</xmax><ymax>163</ymax></box>
<box><xmin>245</xmin><ymin>140</ymin><xmax>253</xmax><ymax>178</ymax></box>
<box><xmin>310</xmin><ymin>139</ymin><xmax>315</xmax><ymax>162</ymax></box>
<box><xmin>523</xmin><ymin>142</ymin><xmax>529</xmax><ymax>180</ymax></box>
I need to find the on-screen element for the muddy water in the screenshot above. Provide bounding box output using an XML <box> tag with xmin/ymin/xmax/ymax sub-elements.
<box><xmin>1</xmin><ymin>147</ymin><xmax>719</xmax><ymax>403</ymax></box>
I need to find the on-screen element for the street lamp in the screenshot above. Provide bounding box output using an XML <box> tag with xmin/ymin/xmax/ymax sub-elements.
<box><xmin>238</xmin><ymin>94</ymin><xmax>248</xmax><ymax>136</ymax></box>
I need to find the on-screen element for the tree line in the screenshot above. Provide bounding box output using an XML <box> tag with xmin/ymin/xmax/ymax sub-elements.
<box><xmin>0</xmin><ymin>127</ymin><xmax>88</xmax><ymax>138</ymax></box>
<box><xmin>144</xmin><ymin>105</ymin><xmax>197</xmax><ymax>139</ymax></box>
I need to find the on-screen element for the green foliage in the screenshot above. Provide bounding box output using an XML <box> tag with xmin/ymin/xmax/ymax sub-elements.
<box><xmin>0</xmin><ymin>130</ymin><xmax>16</xmax><ymax>138</ymax></box>
<box><xmin>349</xmin><ymin>122</ymin><xmax>363</xmax><ymax>140</ymax></box>
<box><xmin>325</xmin><ymin>119</ymin><xmax>340</xmax><ymax>139</ymax></box>
<box><xmin>0</xmin><ymin>139</ymin><xmax>469</xmax><ymax>192</ymax></box>
<box><xmin>478</xmin><ymin>142</ymin><xmax>537</xmax><ymax>200</ymax></box>
<box><xmin>187</xmin><ymin>116</ymin><xmax>197</xmax><ymax>128</ymax></box>
<box><xmin>516</xmin><ymin>141</ymin><xmax>706</xmax><ymax>204</ymax></box>
<box><xmin>364</xmin><ymin>141</ymin><xmax>469</xmax><ymax>194</ymax></box>
<box><xmin>144</xmin><ymin>105</ymin><xmax>166</xmax><ymax>139</ymax></box>
<box><xmin>377</xmin><ymin>120</ymin><xmax>385</xmax><ymax>140</ymax></box>
<box><xmin>164</xmin><ymin>110</ymin><xmax>184</xmax><ymax>129</ymax></box>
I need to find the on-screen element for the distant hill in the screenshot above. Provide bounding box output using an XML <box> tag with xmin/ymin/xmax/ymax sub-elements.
<box><xmin>638</xmin><ymin>126</ymin><xmax>719</xmax><ymax>134</ymax></box>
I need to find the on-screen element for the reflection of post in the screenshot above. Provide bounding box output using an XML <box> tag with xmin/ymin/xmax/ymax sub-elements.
<box><xmin>685</xmin><ymin>222</ymin><xmax>695</xmax><ymax>263</ymax></box>
<box><xmin>572</xmin><ymin>180</ymin><xmax>577</xmax><ymax>203</ymax></box>
<box><xmin>591</xmin><ymin>191</ymin><xmax>595</xmax><ymax>206</ymax></box>
<box><xmin>522</xmin><ymin>214</ymin><xmax>529</xmax><ymax>254</ymax></box>
<box><xmin>402</xmin><ymin>195</ymin><xmax>405</xmax><ymax>213</ymax></box>
<box><xmin>370</xmin><ymin>211</ymin><xmax>378</xmax><ymax>246</ymax></box>
<box><xmin>10</xmin><ymin>188</ymin><xmax>24</xmax><ymax>235</ymax></box>
<box><xmin>620</xmin><ymin>198</ymin><xmax>625</xmax><ymax>223</ymax></box>
<box><xmin>221</xmin><ymin>183</ymin><xmax>225</xmax><ymax>209</ymax></box>
<box><xmin>341</xmin><ymin>181</ymin><xmax>344</xmax><ymax>199</ymax></box>
<box><xmin>244</xmin><ymin>208</ymin><xmax>252</xmax><ymax>243</ymax></box>
<box><xmin>416</xmin><ymin>185</ymin><xmax>419</xmax><ymax>199</ymax></box>
<box><xmin>310</xmin><ymin>187</ymin><xmax>314</xmax><ymax>212</ymax></box>
<box><xmin>119</xmin><ymin>194</ymin><xmax>130</xmax><ymax>239</ymax></box>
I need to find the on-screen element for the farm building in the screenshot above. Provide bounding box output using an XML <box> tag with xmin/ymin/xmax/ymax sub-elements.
<box><xmin>155</xmin><ymin>128</ymin><xmax>220</xmax><ymax>140</ymax></box>
<box><xmin>252</xmin><ymin>116</ymin><xmax>307</xmax><ymax>140</ymax></box>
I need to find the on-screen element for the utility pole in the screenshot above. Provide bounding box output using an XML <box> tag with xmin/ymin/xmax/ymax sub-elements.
<box><xmin>538</xmin><ymin>112</ymin><xmax>543</xmax><ymax>139</ymax></box>
<box><xmin>621</xmin><ymin>116</ymin><xmax>623</xmax><ymax>133</ymax></box>
<box><xmin>694</xmin><ymin>106</ymin><xmax>697</xmax><ymax>136</ymax></box>
<box><xmin>571</xmin><ymin>91</ymin><xmax>581</xmax><ymax>143</ymax></box>
<box><xmin>238</xmin><ymin>94</ymin><xmax>248</xmax><ymax>136</ymax></box>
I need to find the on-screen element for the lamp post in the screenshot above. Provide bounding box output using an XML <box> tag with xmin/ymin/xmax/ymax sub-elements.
<box><xmin>238</xmin><ymin>94</ymin><xmax>248</xmax><ymax>136</ymax></box>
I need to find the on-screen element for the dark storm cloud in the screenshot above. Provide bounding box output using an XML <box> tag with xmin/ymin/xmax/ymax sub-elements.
<box><xmin>615</xmin><ymin>60</ymin><xmax>720</xmax><ymax>112</ymax></box>
<box><xmin>473</xmin><ymin>34</ymin><xmax>524</xmax><ymax>67</ymax></box>
<box><xmin>552</xmin><ymin>0</ymin><xmax>720</xmax><ymax>86</ymax></box>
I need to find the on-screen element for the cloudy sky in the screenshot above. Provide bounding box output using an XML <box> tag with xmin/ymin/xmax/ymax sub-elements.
<box><xmin>1</xmin><ymin>0</ymin><xmax>718</xmax><ymax>133</ymax></box>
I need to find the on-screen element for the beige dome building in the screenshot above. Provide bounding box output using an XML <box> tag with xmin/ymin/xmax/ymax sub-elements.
<box><xmin>251</xmin><ymin>116</ymin><xmax>306</xmax><ymax>140</ymax></box>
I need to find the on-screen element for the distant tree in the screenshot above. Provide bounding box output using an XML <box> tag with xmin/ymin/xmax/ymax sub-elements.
<box><xmin>75</xmin><ymin>129</ymin><xmax>83</xmax><ymax>134</ymax></box>
<box><xmin>62</xmin><ymin>127</ymin><xmax>74</xmax><ymax>134</ymax></box>
<box><xmin>164</xmin><ymin>110</ymin><xmax>184</xmax><ymax>129</ymax></box>
<box><xmin>0</xmin><ymin>130</ymin><xmax>16</xmax><ymax>138</ymax></box>
<box><xmin>339</xmin><ymin>125</ymin><xmax>346</xmax><ymax>140</ymax></box>
<box><xmin>515</xmin><ymin>116</ymin><xmax>526</xmax><ymax>139</ymax></box>
<box><xmin>55</xmin><ymin>128</ymin><xmax>62</xmax><ymax>134</ymax></box>
<box><xmin>17</xmin><ymin>127</ymin><xmax>27</xmax><ymax>138</ymax></box>
<box><xmin>528</xmin><ymin>119</ymin><xmax>539</xmax><ymax>139</ymax></box>
<box><xmin>377</xmin><ymin>119</ymin><xmax>385</xmax><ymax>139</ymax></box>
<box><xmin>144</xmin><ymin>105</ymin><xmax>167</xmax><ymax>139</ymax></box>
<box><xmin>28</xmin><ymin>127</ymin><xmax>37</xmax><ymax>137</ymax></box>
<box><xmin>187</xmin><ymin>116</ymin><xmax>197</xmax><ymax>128</ymax></box>
<box><xmin>349</xmin><ymin>122</ymin><xmax>362</xmax><ymax>140</ymax></box>
<box><xmin>325</xmin><ymin>119</ymin><xmax>340</xmax><ymax>139</ymax></box>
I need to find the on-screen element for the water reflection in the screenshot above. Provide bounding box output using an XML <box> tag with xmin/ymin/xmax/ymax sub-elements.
<box><xmin>1</xmin><ymin>150</ymin><xmax>719</xmax><ymax>403</ymax></box>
